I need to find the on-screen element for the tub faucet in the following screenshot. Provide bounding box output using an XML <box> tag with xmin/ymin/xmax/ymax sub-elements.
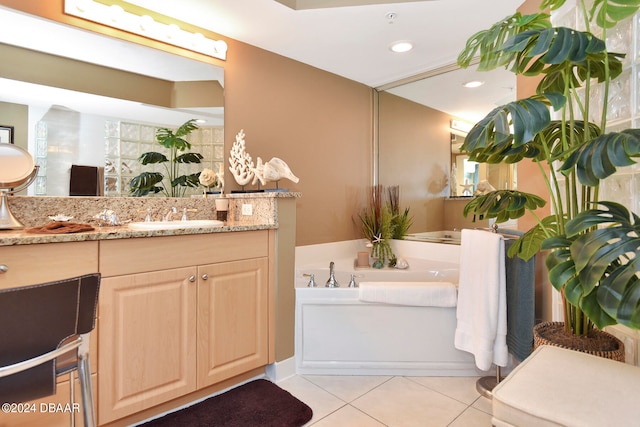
<box><xmin>326</xmin><ymin>261</ymin><xmax>339</xmax><ymax>288</ymax></box>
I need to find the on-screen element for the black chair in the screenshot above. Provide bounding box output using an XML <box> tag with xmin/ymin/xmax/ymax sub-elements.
<box><xmin>0</xmin><ymin>273</ymin><xmax>100</xmax><ymax>427</ymax></box>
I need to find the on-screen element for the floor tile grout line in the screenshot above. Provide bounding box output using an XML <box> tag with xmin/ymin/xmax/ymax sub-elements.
<box><xmin>403</xmin><ymin>375</ymin><xmax>486</xmax><ymax>409</ymax></box>
<box><xmin>292</xmin><ymin>374</ymin><xmax>493</xmax><ymax>426</ymax></box>
<box><xmin>302</xmin><ymin>374</ymin><xmax>396</xmax><ymax>403</ymax></box>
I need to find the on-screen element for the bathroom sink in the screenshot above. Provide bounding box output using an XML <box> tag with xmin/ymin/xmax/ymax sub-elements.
<box><xmin>128</xmin><ymin>219</ymin><xmax>224</xmax><ymax>230</ymax></box>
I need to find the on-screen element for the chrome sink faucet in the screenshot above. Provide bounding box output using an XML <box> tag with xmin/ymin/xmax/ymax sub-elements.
<box><xmin>326</xmin><ymin>261</ymin><xmax>339</xmax><ymax>288</ymax></box>
<box><xmin>163</xmin><ymin>207</ymin><xmax>178</xmax><ymax>221</ymax></box>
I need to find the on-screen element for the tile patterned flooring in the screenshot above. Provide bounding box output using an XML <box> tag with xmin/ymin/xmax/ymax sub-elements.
<box><xmin>277</xmin><ymin>375</ymin><xmax>494</xmax><ymax>427</ymax></box>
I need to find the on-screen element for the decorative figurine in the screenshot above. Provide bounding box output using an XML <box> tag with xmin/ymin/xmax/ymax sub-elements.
<box><xmin>228</xmin><ymin>129</ymin><xmax>255</xmax><ymax>187</ymax></box>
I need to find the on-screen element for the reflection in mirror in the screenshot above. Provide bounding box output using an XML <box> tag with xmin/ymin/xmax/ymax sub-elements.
<box><xmin>0</xmin><ymin>143</ymin><xmax>38</xmax><ymax>229</ymax></box>
<box><xmin>451</xmin><ymin>133</ymin><xmax>516</xmax><ymax>197</ymax></box>
<box><xmin>379</xmin><ymin>63</ymin><xmax>516</xmax><ymax>197</ymax></box>
<box><xmin>0</xmin><ymin>8</ymin><xmax>224</xmax><ymax>197</ymax></box>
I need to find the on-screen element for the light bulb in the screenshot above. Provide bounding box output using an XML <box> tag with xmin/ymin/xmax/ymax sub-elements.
<box><xmin>389</xmin><ymin>41</ymin><xmax>413</xmax><ymax>53</ymax></box>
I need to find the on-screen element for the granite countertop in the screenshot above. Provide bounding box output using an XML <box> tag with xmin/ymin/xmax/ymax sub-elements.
<box><xmin>1</xmin><ymin>193</ymin><xmax>301</xmax><ymax>246</ymax></box>
<box><xmin>0</xmin><ymin>221</ymin><xmax>275</xmax><ymax>246</ymax></box>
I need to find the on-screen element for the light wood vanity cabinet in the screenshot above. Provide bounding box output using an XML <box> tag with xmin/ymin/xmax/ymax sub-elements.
<box><xmin>97</xmin><ymin>231</ymin><xmax>272</xmax><ymax>424</ymax></box>
<box><xmin>0</xmin><ymin>230</ymin><xmax>275</xmax><ymax>426</ymax></box>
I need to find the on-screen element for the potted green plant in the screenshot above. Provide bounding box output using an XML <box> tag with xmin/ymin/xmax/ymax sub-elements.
<box><xmin>129</xmin><ymin>119</ymin><xmax>204</xmax><ymax>197</ymax></box>
<box><xmin>357</xmin><ymin>185</ymin><xmax>412</xmax><ymax>268</ymax></box>
<box><xmin>457</xmin><ymin>0</ymin><xmax>640</xmax><ymax>348</ymax></box>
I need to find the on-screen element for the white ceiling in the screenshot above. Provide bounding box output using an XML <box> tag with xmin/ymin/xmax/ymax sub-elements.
<box><xmin>0</xmin><ymin>0</ymin><xmax>525</xmax><ymax>124</ymax></box>
<box><xmin>127</xmin><ymin>0</ymin><xmax>525</xmax><ymax>88</ymax></box>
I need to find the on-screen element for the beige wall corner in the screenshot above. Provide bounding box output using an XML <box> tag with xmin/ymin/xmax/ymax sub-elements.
<box><xmin>223</xmin><ymin>40</ymin><xmax>373</xmax><ymax>246</ymax></box>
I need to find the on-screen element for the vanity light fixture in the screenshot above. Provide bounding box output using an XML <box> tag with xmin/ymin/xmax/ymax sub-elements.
<box><xmin>64</xmin><ymin>0</ymin><xmax>228</xmax><ymax>60</ymax></box>
<box><xmin>462</xmin><ymin>80</ymin><xmax>485</xmax><ymax>88</ymax></box>
<box><xmin>389</xmin><ymin>41</ymin><xmax>413</xmax><ymax>53</ymax></box>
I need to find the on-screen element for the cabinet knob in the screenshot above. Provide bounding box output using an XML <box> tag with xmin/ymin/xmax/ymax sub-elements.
<box><xmin>201</xmin><ymin>273</ymin><xmax>209</xmax><ymax>280</ymax></box>
<box><xmin>188</xmin><ymin>275</ymin><xmax>196</xmax><ymax>282</ymax></box>
<box><xmin>0</xmin><ymin>264</ymin><xmax>7</xmax><ymax>273</ymax></box>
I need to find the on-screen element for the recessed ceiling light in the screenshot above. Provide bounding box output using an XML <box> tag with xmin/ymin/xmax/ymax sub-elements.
<box><xmin>390</xmin><ymin>41</ymin><xmax>413</xmax><ymax>53</ymax></box>
<box><xmin>463</xmin><ymin>80</ymin><xmax>485</xmax><ymax>88</ymax></box>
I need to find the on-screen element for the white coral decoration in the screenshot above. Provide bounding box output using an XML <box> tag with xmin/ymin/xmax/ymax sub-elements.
<box><xmin>250</xmin><ymin>157</ymin><xmax>266</xmax><ymax>186</ymax></box>
<box><xmin>228</xmin><ymin>129</ymin><xmax>255</xmax><ymax>186</ymax></box>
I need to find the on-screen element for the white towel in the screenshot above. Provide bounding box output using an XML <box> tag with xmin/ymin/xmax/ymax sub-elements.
<box><xmin>454</xmin><ymin>229</ymin><xmax>508</xmax><ymax>371</ymax></box>
<box><xmin>358</xmin><ymin>282</ymin><xmax>457</xmax><ymax>307</ymax></box>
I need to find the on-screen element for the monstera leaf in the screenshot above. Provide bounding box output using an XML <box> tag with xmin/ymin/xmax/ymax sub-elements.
<box><xmin>172</xmin><ymin>173</ymin><xmax>202</xmax><ymax>188</ymax></box>
<box><xmin>507</xmin><ymin>214</ymin><xmax>562</xmax><ymax>260</ymax></box>
<box><xmin>560</xmin><ymin>129</ymin><xmax>640</xmax><ymax>186</ymax></box>
<box><xmin>541</xmin><ymin>0</ymin><xmax>640</xmax><ymax>29</ymax></box>
<box><xmin>590</xmin><ymin>0</ymin><xmax>640</xmax><ymax>28</ymax></box>
<box><xmin>138</xmin><ymin>152</ymin><xmax>168</xmax><ymax>165</ymax></box>
<box><xmin>458</xmin><ymin>12</ymin><xmax>551</xmax><ymax>71</ymax></box>
<box><xmin>175</xmin><ymin>152</ymin><xmax>204</xmax><ymax>164</ymax></box>
<box><xmin>129</xmin><ymin>172</ymin><xmax>164</xmax><ymax>197</ymax></box>
<box><xmin>462</xmin><ymin>94</ymin><xmax>564</xmax><ymax>164</ymax></box>
<box><xmin>463</xmin><ymin>190</ymin><xmax>546</xmax><ymax>224</ymax></box>
<box><xmin>542</xmin><ymin>202</ymin><xmax>640</xmax><ymax>329</ymax></box>
<box><xmin>156</xmin><ymin>120</ymin><xmax>199</xmax><ymax>151</ymax></box>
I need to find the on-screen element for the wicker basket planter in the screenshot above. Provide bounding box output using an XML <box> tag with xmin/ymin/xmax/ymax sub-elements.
<box><xmin>533</xmin><ymin>321</ymin><xmax>625</xmax><ymax>362</ymax></box>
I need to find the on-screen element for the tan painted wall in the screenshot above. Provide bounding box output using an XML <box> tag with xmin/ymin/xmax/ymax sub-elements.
<box><xmin>378</xmin><ymin>91</ymin><xmax>448</xmax><ymax>232</ymax></box>
<box><xmin>223</xmin><ymin>40</ymin><xmax>373</xmax><ymax>246</ymax></box>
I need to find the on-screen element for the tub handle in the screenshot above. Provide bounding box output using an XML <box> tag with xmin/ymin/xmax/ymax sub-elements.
<box><xmin>302</xmin><ymin>273</ymin><xmax>317</xmax><ymax>287</ymax></box>
<box><xmin>348</xmin><ymin>273</ymin><xmax>358</xmax><ymax>288</ymax></box>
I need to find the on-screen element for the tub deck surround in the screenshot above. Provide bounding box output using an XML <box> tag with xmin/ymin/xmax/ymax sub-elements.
<box><xmin>294</xmin><ymin>238</ymin><xmax>484</xmax><ymax>377</ymax></box>
<box><xmin>0</xmin><ymin>193</ymin><xmax>300</xmax><ymax>246</ymax></box>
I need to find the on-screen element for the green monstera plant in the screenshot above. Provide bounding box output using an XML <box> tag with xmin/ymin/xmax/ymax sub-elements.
<box><xmin>129</xmin><ymin>119</ymin><xmax>204</xmax><ymax>197</ymax></box>
<box><xmin>458</xmin><ymin>0</ymin><xmax>640</xmax><ymax>336</ymax></box>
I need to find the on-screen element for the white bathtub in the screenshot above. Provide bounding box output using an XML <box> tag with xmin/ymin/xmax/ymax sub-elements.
<box><xmin>294</xmin><ymin>239</ymin><xmax>482</xmax><ymax>376</ymax></box>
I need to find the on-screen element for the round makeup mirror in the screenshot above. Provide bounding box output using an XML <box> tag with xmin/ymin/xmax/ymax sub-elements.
<box><xmin>0</xmin><ymin>143</ymin><xmax>39</xmax><ymax>229</ymax></box>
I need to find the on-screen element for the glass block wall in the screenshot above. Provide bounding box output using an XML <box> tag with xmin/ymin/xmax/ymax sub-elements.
<box><xmin>104</xmin><ymin>121</ymin><xmax>224</xmax><ymax>197</ymax></box>
<box><xmin>552</xmin><ymin>0</ymin><xmax>640</xmax><ymax>216</ymax></box>
<box><xmin>549</xmin><ymin>1</ymin><xmax>640</xmax><ymax>322</ymax></box>
<box><xmin>33</xmin><ymin>121</ymin><xmax>48</xmax><ymax>195</ymax></box>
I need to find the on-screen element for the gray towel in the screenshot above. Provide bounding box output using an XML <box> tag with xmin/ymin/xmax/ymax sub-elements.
<box><xmin>503</xmin><ymin>236</ymin><xmax>536</xmax><ymax>361</ymax></box>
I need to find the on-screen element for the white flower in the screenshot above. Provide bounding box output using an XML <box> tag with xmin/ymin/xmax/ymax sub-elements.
<box><xmin>199</xmin><ymin>168</ymin><xmax>218</xmax><ymax>187</ymax></box>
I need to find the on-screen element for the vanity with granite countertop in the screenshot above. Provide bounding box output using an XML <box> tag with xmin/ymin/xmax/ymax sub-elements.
<box><xmin>0</xmin><ymin>193</ymin><xmax>299</xmax><ymax>427</ymax></box>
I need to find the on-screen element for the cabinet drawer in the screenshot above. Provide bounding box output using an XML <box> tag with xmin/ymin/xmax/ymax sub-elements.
<box><xmin>99</xmin><ymin>230</ymin><xmax>269</xmax><ymax>277</ymax></box>
<box><xmin>0</xmin><ymin>242</ymin><xmax>99</xmax><ymax>289</ymax></box>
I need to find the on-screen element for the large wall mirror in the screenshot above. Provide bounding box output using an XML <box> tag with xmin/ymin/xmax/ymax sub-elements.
<box><xmin>0</xmin><ymin>8</ymin><xmax>224</xmax><ymax>197</ymax></box>
<box><xmin>380</xmin><ymin>63</ymin><xmax>517</xmax><ymax>195</ymax></box>
<box><xmin>376</xmin><ymin>63</ymin><xmax>516</xmax><ymax>231</ymax></box>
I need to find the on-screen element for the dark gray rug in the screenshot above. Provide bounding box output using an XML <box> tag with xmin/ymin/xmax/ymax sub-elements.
<box><xmin>140</xmin><ymin>379</ymin><xmax>313</xmax><ymax>427</ymax></box>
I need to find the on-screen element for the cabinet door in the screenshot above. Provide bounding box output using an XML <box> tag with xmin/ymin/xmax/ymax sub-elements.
<box><xmin>98</xmin><ymin>267</ymin><xmax>197</xmax><ymax>424</ymax></box>
<box><xmin>197</xmin><ymin>258</ymin><xmax>269</xmax><ymax>388</ymax></box>
<box><xmin>0</xmin><ymin>373</ymin><xmax>96</xmax><ymax>427</ymax></box>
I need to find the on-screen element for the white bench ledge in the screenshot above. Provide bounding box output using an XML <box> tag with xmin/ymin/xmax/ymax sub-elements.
<box><xmin>492</xmin><ymin>344</ymin><xmax>640</xmax><ymax>427</ymax></box>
